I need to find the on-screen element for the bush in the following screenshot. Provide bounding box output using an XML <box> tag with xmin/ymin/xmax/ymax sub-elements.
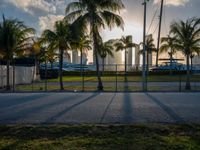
<box><xmin>40</xmin><ymin>69</ymin><xmax>59</xmax><ymax>79</ymax></box>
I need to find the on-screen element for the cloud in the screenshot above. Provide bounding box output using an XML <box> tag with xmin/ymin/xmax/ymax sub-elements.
<box><xmin>154</xmin><ymin>0</ymin><xmax>190</xmax><ymax>6</ymax></box>
<box><xmin>39</xmin><ymin>14</ymin><xmax>64</xmax><ymax>32</ymax></box>
<box><xmin>5</xmin><ymin>0</ymin><xmax>57</xmax><ymax>14</ymax></box>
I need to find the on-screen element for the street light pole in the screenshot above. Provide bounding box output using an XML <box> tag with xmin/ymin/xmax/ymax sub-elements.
<box><xmin>142</xmin><ymin>0</ymin><xmax>148</xmax><ymax>92</ymax></box>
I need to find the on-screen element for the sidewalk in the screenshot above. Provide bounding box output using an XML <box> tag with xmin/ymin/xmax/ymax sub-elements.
<box><xmin>0</xmin><ymin>92</ymin><xmax>200</xmax><ymax>124</ymax></box>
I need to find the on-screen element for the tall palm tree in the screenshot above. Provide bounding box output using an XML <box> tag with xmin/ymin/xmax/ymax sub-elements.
<box><xmin>0</xmin><ymin>15</ymin><xmax>35</xmax><ymax>90</ymax></box>
<box><xmin>41</xmin><ymin>21</ymin><xmax>72</xmax><ymax>90</ymax></box>
<box><xmin>170</xmin><ymin>17</ymin><xmax>200</xmax><ymax>90</ymax></box>
<box><xmin>160</xmin><ymin>35</ymin><xmax>179</xmax><ymax>74</ymax></box>
<box><xmin>115</xmin><ymin>36</ymin><xmax>136</xmax><ymax>74</ymax></box>
<box><xmin>140</xmin><ymin>34</ymin><xmax>156</xmax><ymax>72</ymax></box>
<box><xmin>99</xmin><ymin>40</ymin><xmax>114</xmax><ymax>72</ymax></box>
<box><xmin>65</xmin><ymin>0</ymin><xmax>124</xmax><ymax>91</ymax></box>
<box><xmin>190</xmin><ymin>54</ymin><xmax>195</xmax><ymax>72</ymax></box>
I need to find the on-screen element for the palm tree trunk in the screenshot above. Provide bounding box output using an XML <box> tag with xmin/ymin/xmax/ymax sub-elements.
<box><xmin>190</xmin><ymin>56</ymin><xmax>193</xmax><ymax>73</ymax></box>
<box><xmin>12</xmin><ymin>57</ymin><xmax>15</xmax><ymax>92</ymax></box>
<box><xmin>102</xmin><ymin>58</ymin><xmax>105</xmax><ymax>72</ymax></box>
<box><xmin>91</xmin><ymin>21</ymin><xmax>103</xmax><ymax>91</ymax></box>
<box><xmin>80</xmin><ymin>48</ymin><xmax>83</xmax><ymax>72</ymax></box>
<box><xmin>147</xmin><ymin>51</ymin><xmax>149</xmax><ymax>74</ymax></box>
<box><xmin>170</xmin><ymin>52</ymin><xmax>173</xmax><ymax>75</ymax></box>
<box><xmin>185</xmin><ymin>54</ymin><xmax>191</xmax><ymax>90</ymax></box>
<box><xmin>50</xmin><ymin>61</ymin><xmax>53</xmax><ymax>71</ymax></box>
<box><xmin>45</xmin><ymin>60</ymin><xmax>47</xmax><ymax>91</ymax></box>
<box><xmin>94</xmin><ymin>47</ymin><xmax>103</xmax><ymax>91</ymax></box>
<box><xmin>6</xmin><ymin>59</ymin><xmax>10</xmax><ymax>90</ymax></box>
<box><xmin>50</xmin><ymin>61</ymin><xmax>53</xmax><ymax>81</ymax></box>
<box><xmin>125</xmin><ymin>49</ymin><xmax>127</xmax><ymax>74</ymax></box>
<box><xmin>80</xmin><ymin>47</ymin><xmax>84</xmax><ymax>91</ymax></box>
<box><xmin>59</xmin><ymin>49</ymin><xmax>64</xmax><ymax>90</ymax></box>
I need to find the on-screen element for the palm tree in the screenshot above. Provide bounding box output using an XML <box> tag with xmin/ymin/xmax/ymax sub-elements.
<box><xmin>46</xmin><ymin>50</ymin><xmax>58</xmax><ymax>70</ymax></box>
<box><xmin>65</xmin><ymin>0</ymin><xmax>124</xmax><ymax>91</ymax></box>
<box><xmin>140</xmin><ymin>34</ymin><xmax>156</xmax><ymax>72</ymax></box>
<box><xmin>71</xmin><ymin>35</ymin><xmax>91</xmax><ymax>72</ymax></box>
<box><xmin>99</xmin><ymin>40</ymin><xmax>114</xmax><ymax>72</ymax></box>
<box><xmin>160</xmin><ymin>35</ymin><xmax>179</xmax><ymax>74</ymax></box>
<box><xmin>37</xmin><ymin>46</ymin><xmax>58</xmax><ymax>70</ymax></box>
<box><xmin>0</xmin><ymin>15</ymin><xmax>35</xmax><ymax>90</ymax></box>
<box><xmin>41</xmin><ymin>21</ymin><xmax>72</xmax><ymax>90</ymax></box>
<box><xmin>170</xmin><ymin>17</ymin><xmax>200</xmax><ymax>90</ymax></box>
<box><xmin>190</xmin><ymin>54</ymin><xmax>195</xmax><ymax>72</ymax></box>
<box><xmin>115</xmin><ymin>36</ymin><xmax>136</xmax><ymax>74</ymax></box>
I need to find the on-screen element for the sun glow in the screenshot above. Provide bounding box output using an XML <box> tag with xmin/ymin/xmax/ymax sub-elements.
<box><xmin>101</xmin><ymin>21</ymin><xmax>143</xmax><ymax>44</ymax></box>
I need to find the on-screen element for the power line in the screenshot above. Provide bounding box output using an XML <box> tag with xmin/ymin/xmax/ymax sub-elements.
<box><xmin>147</xmin><ymin>1</ymin><xmax>160</xmax><ymax>34</ymax></box>
<box><xmin>152</xmin><ymin>22</ymin><xmax>159</xmax><ymax>35</ymax></box>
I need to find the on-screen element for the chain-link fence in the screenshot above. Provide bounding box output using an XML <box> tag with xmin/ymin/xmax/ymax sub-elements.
<box><xmin>1</xmin><ymin>61</ymin><xmax>200</xmax><ymax>92</ymax></box>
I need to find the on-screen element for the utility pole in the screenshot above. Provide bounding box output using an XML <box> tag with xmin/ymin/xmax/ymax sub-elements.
<box><xmin>142</xmin><ymin>0</ymin><xmax>148</xmax><ymax>91</ymax></box>
<box><xmin>156</xmin><ymin>0</ymin><xmax>164</xmax><ymax>66</ymax></box>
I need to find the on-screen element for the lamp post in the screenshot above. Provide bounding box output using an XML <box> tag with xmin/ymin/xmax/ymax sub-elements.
<box><xmin>142</xmin><ymin>0</ymin><xmax>149</xmax><ymax>91</ymax></box>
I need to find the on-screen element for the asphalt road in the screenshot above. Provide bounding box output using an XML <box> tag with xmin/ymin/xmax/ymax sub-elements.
<box><xmin>0</xmin><ymin>92</ymin><xmax>200</xmax><ymax>124</ymax></box>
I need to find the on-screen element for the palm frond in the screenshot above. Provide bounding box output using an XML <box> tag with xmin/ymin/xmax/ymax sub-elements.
<box><xmin>100</xmin><ymin>11</ymin><xmax>124</xmax><ymax>30</ymax></box>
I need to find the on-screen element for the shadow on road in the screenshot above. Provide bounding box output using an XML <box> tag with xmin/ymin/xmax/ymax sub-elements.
<box><xmin>0</xmin><ymin>94</ymin><xmax>83</xmax><ymax>122</ymax></box>
<box><xmin>145</xmin><ymin>93</ymin><xmax>184</xmax><ymax>123</ymax></box>
<box><xmin>44</xmin><ymin>93</ymin><xmax>100</xmax><ymax>123</ymax></box>
<box><xmin>99</xmin><ymin>93</ymin><xmax>116</xmax><ymax>123</ymax></box>
<box><xmin>122</xmin><ymin>90</ymin><xmax>134</xmax><ymax>123</ymax></box>
<box><xmin>0</xmin><ymin>94</ymin><xmax>49</xmax><ymax>109</ymax></box>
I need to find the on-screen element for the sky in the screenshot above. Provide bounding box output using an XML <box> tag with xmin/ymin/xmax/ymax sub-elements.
<box><xmin>0</xmin><ymin>0</ymin><xmax>200</xmax><ymax>44</ymax></box>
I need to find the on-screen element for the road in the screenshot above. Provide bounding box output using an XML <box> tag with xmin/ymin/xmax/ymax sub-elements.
<box><xmin>0</xmin><ymin>92</ymin><xmax>200</xmax><ymax>124</ymax></box>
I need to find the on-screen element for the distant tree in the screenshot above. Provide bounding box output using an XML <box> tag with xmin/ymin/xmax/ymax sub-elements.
<box><xmin>115</xmin><ymin>36</ymin><xmax>136</xmax><ymax>74</ymax></box>
<box><xmin>170</xmin><ymin>17</ymin><xmax>200</xmax><ymax>90</ymax></box>
<box><xmin>140</xmin><ymin>34</ymin><xmax>156</xmax><ymax>72</ymax></box>
<box><xmin>160</xmin><ymin>35</ymin><xmax>179</xmax><ymax>74</ymax></box>
<box><xmin>41</xmin><ymin>21</ymin><xmax>72</xmax><ymax>90</ymax></box>
<box><xmin>71</xmin><ymin>35</ymin><xmax>91</xmax><ymax>72</ymax></box>
<box><xmin>0</xmin><ymin>15</ymin><xmax>35</xmax><ymax>90</ymax></box>
<box><xmin>99</xmin><ymin>40</ymin><xmax>114</xmax><ymax>72</ymax></box>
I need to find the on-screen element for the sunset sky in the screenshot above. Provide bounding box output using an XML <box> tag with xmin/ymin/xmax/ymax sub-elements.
<box><xmin>0</xmin><ymin>0</ymin><xmax>199</xmax><ymax>44</ymax></box>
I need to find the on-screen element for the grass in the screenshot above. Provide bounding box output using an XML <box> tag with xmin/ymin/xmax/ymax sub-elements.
<box><xmin>48</xmin><ymin>75</ymin><xmax>200</xmax><ymax>82</ymax></box>
<box><xmin>15</xmin><ymin>84</ymin><xmax>200</xmax><ymax>92</ymax></box>
<box><xmin>14</xmin><ymin>74</ymin><xmax>200</xmax><ymax>92</ymax></box>
<box><xmin>0</xmin><ymin>124</ymin><xmax>200</xmax><ymax>150</ymax></box>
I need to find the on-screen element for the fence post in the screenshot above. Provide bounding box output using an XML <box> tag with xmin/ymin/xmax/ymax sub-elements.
<box><xmin>82</xmin><ymin>66</ymin><xmax>84</xmax><ymax>92</ymax></box>
<box><xmin>45</xmin><ymin>61</ymin><xmax>47</xmax><ymax>92</ymax></box>
<box><xmin>179</xmin><ymin>73</ymin><xmax>182</xmax><ymax>92</ymax></box>
<box><xmin>32</xmin><ymin>79</ymin><xmax>34</xmax><ymax>92</ymax></box>
<box><xmin>115</xmin><ymin>65</ymin><xmax>118</xmax><ymax>92</ymax></box>
<box><xmin>12</xmin><ymin>60</ymin><xmax>15</xmax><ymax>93</ymax></box>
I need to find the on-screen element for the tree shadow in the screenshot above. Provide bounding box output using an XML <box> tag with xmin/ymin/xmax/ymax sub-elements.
<box><xmin>0</xmin><ymin>94</ymin><xmax>49</xmax><ymax>109</ymax></box>
<box><xmin>145</xmin><ymin>93</ymin><xmax>184</xmax><ymax>123</ymax></box>
<box><xmin>99</xmin><ymin>93</ymin><xmax>116</xmax><ymax>123</ymax></box>
<box><xmin>122</xmin><ymin>92</ymin><xmax>134</xmax><ymax>123</ymax></box>
<box><xmin>44</xmin><ymin>93</ymin><xmax>100</xmax><ymax>123</ymax></box>
<box><xmin>124</xmin><ymin>76</ymin><xmax>129</xmax><ymax>92</ymax></box>
<box><xmin>0</xmin><ymin>94</ymin><xmax>81</xmax><ymax>122</ymax></box>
